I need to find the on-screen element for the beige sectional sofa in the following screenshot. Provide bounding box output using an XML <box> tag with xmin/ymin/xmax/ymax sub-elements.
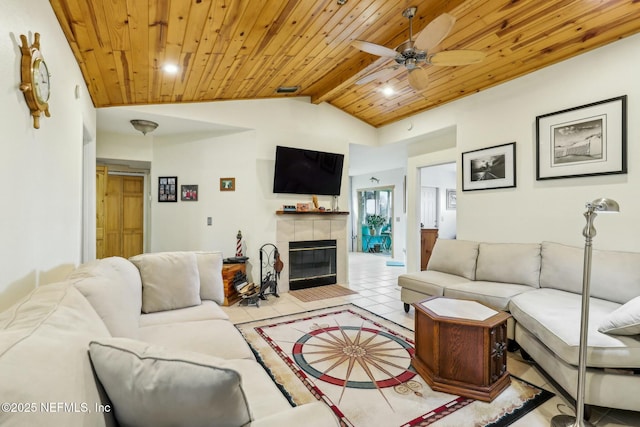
<box><xmin>0</xmin><ymin>252</ymin><xmax>338</xmax><ymax>427</ymax></box>
<box><xmin>398</xmin><ymin>240</ymin><xmax>640</xmax><ymax>413</ymax></box>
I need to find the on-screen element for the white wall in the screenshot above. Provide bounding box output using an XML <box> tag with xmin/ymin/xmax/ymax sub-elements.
<box><xmin>382</xmin><ymin>33</ymin><xmax>640</xmax><ymax>272</ymax></box>
<box><xmin>105</xmin><ymin>98</ymin><xmax>378</xmax><ymax>282</ymax></box>
<box><xmin>0</xmin><ymin>0</ymin><xmax>96</xmax><ymax>310</ymax></box>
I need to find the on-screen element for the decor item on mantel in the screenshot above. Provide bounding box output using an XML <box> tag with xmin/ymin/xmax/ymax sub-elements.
<box><xmin>366</xmin><ymin>214</ymin><xmax>387</xmax><ymax>235</ymax></box>
<box><xmin>550</xmin><ymin>198</ymin><xmax>619</xmax><ymax>427</ymax></box>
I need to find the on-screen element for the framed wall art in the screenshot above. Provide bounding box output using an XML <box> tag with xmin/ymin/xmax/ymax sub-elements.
<box><xmin>446</xmin><ymin>189</ymin><xmax>456</xmax><ymax>210</ymax></box>
<box><xmin>462</xmin><ymin>142</ymin><xmax>516</xmax><ymax>191</ymax></box>
<box><xmin>220</xmin><ymin>177</ymin><xmax>235</xmax><ymax>192</ymax></box>
<box><xmin>536</xmin><ymin>95</ymin><xmax>627</xmax><ymax>180</ymax></box>
<box><xmin>181</xmin><ymin>185</ymin><xmax>198</xmax><ymax>201</ymax></box>
<box><xmin>158</xmin><ymin>176</ymin><xmax>177</xmax><ymax>202</ymax></box>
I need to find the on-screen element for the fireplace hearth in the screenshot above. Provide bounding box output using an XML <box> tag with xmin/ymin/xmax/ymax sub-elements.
<box><xmin>289</xmin><ymin>239</ymin><xmax>337</xmax><ymax>290</ymax></box>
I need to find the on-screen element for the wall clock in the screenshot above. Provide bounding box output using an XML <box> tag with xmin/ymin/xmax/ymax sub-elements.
<box><xmin>19</xmin><ymin>32</ymin><xmax>51</xmax><ymax>129</ymax></box>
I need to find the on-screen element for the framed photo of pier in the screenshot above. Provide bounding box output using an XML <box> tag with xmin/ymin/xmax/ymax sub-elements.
<box><xmin>536</xmin><ymin>95</ymin><xmax>627</xmax><ymax>180</ymax></box>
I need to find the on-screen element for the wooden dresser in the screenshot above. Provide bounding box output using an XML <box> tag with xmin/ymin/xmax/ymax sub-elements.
<box><xmin>221</xmin><ymin>263</ymin><xmax>246</xmax><ymax>306</ymax></box>
<box><xmin>420</xmin><ymin>228</ymin><xmax>439</xmax><ymax>270</ymax></box>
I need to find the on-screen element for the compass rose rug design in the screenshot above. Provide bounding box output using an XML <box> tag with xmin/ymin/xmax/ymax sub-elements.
<box><xmin>236</xmin><ymin>304</ymin><xmax>553</xmax><ymax>427</ymax></box>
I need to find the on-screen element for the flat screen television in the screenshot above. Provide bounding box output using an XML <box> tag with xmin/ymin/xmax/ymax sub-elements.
<box><xmin>273</xmin><ymin>145</ymin><xmax>344</xmax><ymax>196</ymax></box>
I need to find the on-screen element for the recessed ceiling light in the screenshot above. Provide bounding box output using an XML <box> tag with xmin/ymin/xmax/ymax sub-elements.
<box><xmin>163</xmin><ymin>64</ymin><xmax>179</xmax><ymax>74</ymax></box>
<box><xmin>381</xmin><ymin>86</ymin><xmax>395</xmax><ymax>97</ymax></box>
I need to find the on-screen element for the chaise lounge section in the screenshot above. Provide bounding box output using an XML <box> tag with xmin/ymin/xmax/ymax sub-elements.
<box><xmin>0</xmin><ymin>251</ymin><xmax>338</xmax><ymax>427</ymax></box>
<box><xmin>398</xmin><ymin>239</ymin><xmax>640</xmax><ymax>413</ymax></box>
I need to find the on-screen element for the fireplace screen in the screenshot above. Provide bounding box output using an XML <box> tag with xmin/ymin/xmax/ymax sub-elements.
<box><xmin>289</xmin><ymin>240</ymin><xmax>337</xmax><ymax>290</ymax></box>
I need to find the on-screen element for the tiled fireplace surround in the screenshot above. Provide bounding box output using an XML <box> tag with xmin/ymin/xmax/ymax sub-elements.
<box><xmin>275</xmin><ymin>214</ymin><xmax>348</xmax><ymax>293</ymax></box>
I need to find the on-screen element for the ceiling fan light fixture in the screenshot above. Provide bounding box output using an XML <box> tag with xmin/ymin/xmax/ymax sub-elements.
<box><xmin>276</xmin><ymin>85</ymin><xmax>300</xmax><ymax>94</ymax></box>
<box><xmin>130</xmin><ymin>119</ymin><xmax>159</xmax><ymax>135</ymax></box>
<box><xmin>337</xmin><ymin>0</ymin><xmax>347</xmax><ymax>5</ymax></box>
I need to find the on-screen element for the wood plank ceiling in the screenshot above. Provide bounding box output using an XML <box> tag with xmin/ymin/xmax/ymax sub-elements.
<box><xmin>50</xmin><ymin>0</ymin><xmax>640</xmax><ymax>128</ymax></box>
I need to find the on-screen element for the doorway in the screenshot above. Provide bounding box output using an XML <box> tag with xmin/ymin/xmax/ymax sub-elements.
<box><xmin>356</xmin><ymin>187</ymin><xmax>394</xmax><ymax>256</ymax></box>
<box><xmin>419</xmin><ymin>162</ymin><xmax>457</xmax><ymax>239</ymax></box>
<box><xmin>96</xmin><ymin>164</ymin><xmax>147</xmax><ymax>258</ymax></box>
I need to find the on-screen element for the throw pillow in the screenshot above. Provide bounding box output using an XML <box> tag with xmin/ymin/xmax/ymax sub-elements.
<box><xmin>88</xmin><ymin>338</ymin><xmax>252</xmax><ymax>427</ymax></box>
<box><xmin>195</xmin><ymin>251</ymin><xmax>225</xmax><ymax>304</ymax></box>
<box><xmin>598</xmin><ymin>296</ymin><xmax>640</xmax><ymax>336</ymax></box>
<box><xmin>129</xmin><ymin>252</ymin><xmax>202</xmax><ymax>313</ymax></box>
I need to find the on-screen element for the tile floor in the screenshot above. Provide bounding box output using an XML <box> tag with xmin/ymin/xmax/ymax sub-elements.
<box><xmin>221</xmin><ymin>252</ymin><xmax>640</xmax><ymax>426</ymax></box>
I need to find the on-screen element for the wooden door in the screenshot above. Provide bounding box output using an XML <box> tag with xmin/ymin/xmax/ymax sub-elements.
<box><xmin>99</xmin><ymin>172</ymin><xmax>144</xmax><ymax>258</ymax></box>
<box><xmin>122</xmin><ymin>177</ymin><xmax>144</xmax><ymax>258</ymax></box>
<box><xmin>95</xmin><ymin>165</ymin><xmax>107</xmax><ymax>259</ymax></box>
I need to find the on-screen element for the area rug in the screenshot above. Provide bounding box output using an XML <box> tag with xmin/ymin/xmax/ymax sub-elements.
<box><xmin>236</xmin><ymin>304</ymin><xmax>553</xmax><ymax>427</ymax></box>
<box><xmin>289</xmin><ymin>284</ymin><xmax>358</xmax><ymax>303</ymax></box>
<box><xmin>385</xmin><ymin>259</ymin><xmax>406</xmax><ymax>267</ymax></box>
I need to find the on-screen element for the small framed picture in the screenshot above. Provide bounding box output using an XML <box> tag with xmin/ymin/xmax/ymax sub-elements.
<box><xmin>181</xmin><ymin>185</ymin><xmax>198</xmax><ymax>201</ymax></box>
<box><xmin>158</xmin><ymin>176</ymin><xmax>177</xmax><ymax>202</ymax></box>
<box><xmin>446</xmin><ymin>189</ymin><xmax>456</xmax><ymax>210</ymax></box>
<box><xmin>220</xmin><ymin>177</ymin><xmax>235</xmax><ymax>192</ymax></box>
<box><xmin>462</xmin><ymin>142</ymin><xmax>516</xmax><ymax>191</ymax></box>
<box><xmin>536</xmin><ymin>95</ymin><xmax>627</xmax><ymax>180</ymax></box>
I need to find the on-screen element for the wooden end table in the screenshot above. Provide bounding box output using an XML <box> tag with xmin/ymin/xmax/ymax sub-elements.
<box><xmin>221</xmin><ymin>263</ymin><xmax>246</xmax><ymax>306</ymax></box>
<box><xmin>412</xmin><ymin>296</ymin><xmax>511</xmax><ymax>402</ymax></box>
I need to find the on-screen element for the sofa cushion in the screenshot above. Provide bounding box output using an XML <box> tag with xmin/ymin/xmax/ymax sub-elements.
<box><xmin>540</xmin><ymin>242</ymin><xmax>640</xmax><ymax>304</ymax></box>
<box><xmin>427</xmin><ymin>239</ymin><xmax>479</xmax><ymax>280</ymax></box>
<box><xmin>218</xmin><ymin>358</ymin><xmax>293</xmax><ymax>420</ymax></box>
<box><xmin>398</xmin><ymin>270</ymin><xmax>470</xmax><ymax>296</ymax></box>
<box><xmin>475</xmin><ymin>243</ymin><xmax>541</xmax><ymax>288</ymax></box>
<box><xmin>89</xmin><ymin>338</ymin><xmax>251</xmax><ymax>427</ymax></box>
<box><xmin>598</xmin><ymin>296</ymin><xmax>640</xmax><ymax>336</ymax></box>
<box><xmin>509</xmin><ymin>288</ymin><xmax>640</xmax><ymax>368</ymax></box>
<box><xmin>139</xmin><ymin>300</ymin><xmax>229</xmax><ymax>327</ymax></box>
<box><xmin>444</xmin><ymin>281</ymin><xmax>536</xmax><ymax>311</ymax></box>
<box><xmin>195</xmin><ymin>251</ymin><xmax>225</xmax><ymax>304</ymax></box>
<box><xmin>129</xmin><ymin>252</ymin><xmax>202</xmax><ymax>313</ymax></box>
<box><xmin>0</xmin><ymin>283</ymin><xmax>115</xmax><ymax>427</ymax></box>
<box><xmin>138</xmin><ymin>319</ymin><xmax>255</xmax><ymax>360</ymax></box>
<box><xmin>67</xmin><ymin>257</ymin><xmax>143</xmax><ymax>338</ymax></box>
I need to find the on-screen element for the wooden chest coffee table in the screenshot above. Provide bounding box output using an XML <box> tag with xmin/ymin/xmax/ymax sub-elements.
<box><xmin>412</xmin><ymin>296</ymin><xmax>511</xmax><ymax>402</ymax></box>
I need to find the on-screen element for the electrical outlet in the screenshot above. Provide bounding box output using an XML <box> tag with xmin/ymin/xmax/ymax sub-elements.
<box><xmin>207</xmin><ymin>217</ymin><xmax>212</xmax><ymax>226</ymax></box>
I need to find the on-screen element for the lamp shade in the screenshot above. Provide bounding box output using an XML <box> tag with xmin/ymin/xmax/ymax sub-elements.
<box><xmin>590</xmin><ymin>198</ymin><xmax>619</xmax><ymax>213</ymax></box>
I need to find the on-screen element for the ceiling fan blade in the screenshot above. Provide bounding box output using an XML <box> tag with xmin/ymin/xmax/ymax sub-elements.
<box><xmin>355</xmin><ymin>65</ymin><xmax>401</xmax><ymax>85</ymax></box>
<box><xmin>414</xmin><ymin>13</ymin><xmax>456</xmax><ymax>51</ymax></box>
<box><xmin>407</xmin><ymin>67</ymin><xmax>429</xmax><ymax>91</ymax></box>
<box><xmin>352</xmin><ymin>40</ymin><xmax>398</xmax><ymax>58</ymax></box>
<box><xmin>428</xmin><ymin>50</ymin><xmax>486</xmax><ymax>66</ymax></box>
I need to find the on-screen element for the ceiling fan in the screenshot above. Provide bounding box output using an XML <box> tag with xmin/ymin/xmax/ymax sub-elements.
<box><xmin>352</xmin><ymin>6</ymin><xmax>486</xmax><ymax>91</ymax></box>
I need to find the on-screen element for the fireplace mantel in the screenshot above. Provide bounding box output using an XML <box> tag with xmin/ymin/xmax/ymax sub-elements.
<box><xmin>275</xmin><ymin>213</ymin><xmax>349</xmax><ymax>293</ymax></box>
<box><xmin>275</xmin><ymin>210</ymin><xmax>349</xmax><ymax>215</ymax></box>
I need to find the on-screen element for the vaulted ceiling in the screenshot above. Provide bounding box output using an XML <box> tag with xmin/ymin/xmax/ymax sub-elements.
<box><xmin>50</xmin><ymin>0</ymin><xmax>640</xmax><ymax>128</ymax></box>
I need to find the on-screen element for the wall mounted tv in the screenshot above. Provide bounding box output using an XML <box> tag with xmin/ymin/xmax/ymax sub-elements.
<box><xmin>273</xmin><ymin>145</ymin><xmax>345</xmax><ymax>196</ymax></box>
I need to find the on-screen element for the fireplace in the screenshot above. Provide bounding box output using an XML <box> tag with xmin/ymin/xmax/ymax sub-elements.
<box><xmin>289</xmin><ymin>239</ymin><xmax>337</xmax><ymax>290</ymax></box>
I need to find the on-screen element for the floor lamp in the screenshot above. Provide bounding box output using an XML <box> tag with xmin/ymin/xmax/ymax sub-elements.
<box><xmin>551</xmin><ymin>198</ymin><xmax>619</xmax><ymax>427</ymax></box>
